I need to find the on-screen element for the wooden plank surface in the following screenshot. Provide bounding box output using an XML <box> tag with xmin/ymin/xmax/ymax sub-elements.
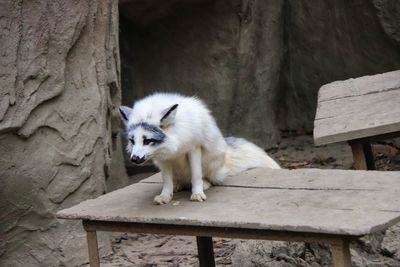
<box><xmin>317</xmin><ymin>70</ymin><xmax>400</xmax><ymax>102</ymax></box>
<box><xmin>57</xmin><ymin>168</ymin><xmax>400</xmax><ymax>236</ymax></box>
<box><xmin>314</xmin><ymin>70</ymin><xmax>400</xmax><ymax>145</ymax></box>
<box><xmin>141</xmin><ymin>168</ymin><xmax>400</xmax><ymax>191</ymax></box>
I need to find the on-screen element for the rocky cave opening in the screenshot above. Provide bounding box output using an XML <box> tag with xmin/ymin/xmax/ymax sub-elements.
<box><xmin>117</xmin><ymin>0</ymin><xmax>400</xmax><ymax>176</ymax></box>
<box><xmin>118</xmin><ymin>0</ymin><xmax>246</xmax><ymax>176</ymax></box>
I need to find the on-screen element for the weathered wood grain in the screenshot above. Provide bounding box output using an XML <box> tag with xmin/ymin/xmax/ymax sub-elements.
<box><xmin>331</xmin><ymin>239</ymin><xmax>352</xmax><ymax>267</ymax></box>
<box><xmin>86</xmin><ymin>231</ymin><xmax>100</xmax><ymax>267</ymax></box>
<box><xmin>318</xmin><ymin>70</ymin><xmax>400</xmax><ymax>102</ymax></box>
<box><xmin>57</xmin><ymin>168</ymin><xmax>400</xmax><ymax>236</ymax></box>
<box><xmin>314</xmin><ymin>71</ymin><xmax>400</xmax><ymax>145</ymax></box>
<box><xmin>140</xmin><ymin>168</ymin><xmax>400</xmax><ymax>191</ymax></box>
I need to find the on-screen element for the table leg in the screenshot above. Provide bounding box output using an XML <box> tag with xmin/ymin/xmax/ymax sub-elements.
<box><xmin>362</xmin><ymin>143</ymin><xmax>376</xmax><ymax>170</ymax></box>
<box><xmin>330</xmin><ymin>239</ymin><xmax>352</xmax><ymax>267</ymax></box>
<box><xmin>349</xmin><ymin>142</ymin><xmax>375</xmax><ymax>170</ymax></box>
<box><xmin>86</xmin><ymin>230</ymin><xmax>100</xmax><ymax>267</ymax></box>
<box><xmin>196</xmin><ymin>236</ymin><xmax>215</xmax><ymax>267</ymax></box>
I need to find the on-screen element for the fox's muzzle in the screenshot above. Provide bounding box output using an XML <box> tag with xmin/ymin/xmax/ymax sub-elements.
<box><xmin>131</xmin><ymin>155</ymin><xmax>146</xmax><ymax>164</ymax></box>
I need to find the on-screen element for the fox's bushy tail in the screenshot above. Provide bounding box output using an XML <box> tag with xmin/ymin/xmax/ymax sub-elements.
<box><xmin>210</xmin><ymin>137</ymin><xmax>280</xmax><ymax>185</ymax></box>
<box><xmin>224</xmin><ymin>137</ymin><xmax>280</xmax><ymax>173</ymax></box>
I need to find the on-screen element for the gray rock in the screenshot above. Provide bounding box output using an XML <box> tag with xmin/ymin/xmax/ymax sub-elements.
<box><xmin>119</xmin><ymin>0</ymin><xmax>284</xmax><ymax>149</ymax></box>
<box><xmin>373</xmin><ymin>0</ymin><xmax>400</xmax><ymax>44</ymax></box>
<box><xmin>279</xmin><ymin>0</ymin><xmax>400</xmax><ymax>131</ymax></box>
<box><xmin>381</xmin><ymin>223</ymin><xmax>400</xmax><ymax>260</ymax></box>
<box><xmin>232</xmin><ymin>234</ymin><xmax>400</xmax><ymax>267</ymax></box>
<box><xmin>232</xmin><ymin>240</ymin><xmax>312</xmax><ymax>267</ymax></box>
<box><xmin>119</xmin><ymin>0</ymin><xmax>400</xmax><ymax>152</ymax></box>
<box><xmin>0</xmin><ymin>0</ymin><xmax>128</xmax><ymax>266</ymax></box>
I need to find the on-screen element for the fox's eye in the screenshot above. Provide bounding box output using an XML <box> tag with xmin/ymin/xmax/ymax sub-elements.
<box><xmin>130</xmin><ymin>138</ymin><xmax>135</xmax><ymax>145</ymax></box>
<box><xmin>143</xmin><ymin>138</ymin><xmax>158</xmax><ymax>146</ymax></box>
<box><xmin>143</xmin><ymin>139</ymin><xmax>152</xmax><ymax>146</ymax></box>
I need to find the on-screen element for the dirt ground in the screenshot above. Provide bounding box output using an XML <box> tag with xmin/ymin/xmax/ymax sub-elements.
<box><xmin>86</xmin><ymin>134</ymin><xmax>400</xmax><ymax>267</ymax></box>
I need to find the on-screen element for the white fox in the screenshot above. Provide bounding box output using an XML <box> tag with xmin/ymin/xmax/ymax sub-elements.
<box><xmin>119</xmin><ymin>93</ymin><xmax>280</xmax><ymax>205</ymax></box>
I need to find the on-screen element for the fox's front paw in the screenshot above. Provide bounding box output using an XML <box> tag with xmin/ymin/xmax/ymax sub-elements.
<box><xmin>190</xmin><ymin>192</ymin><xmax>207</xmax><ymax>202</ymax></box>
<box><xmin>154</xmin><ymin>194</ymin><xmax>172</xmax><ymax>205</ymax></box>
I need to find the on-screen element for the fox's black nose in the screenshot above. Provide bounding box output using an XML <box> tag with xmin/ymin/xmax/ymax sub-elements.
<box><xmin>131</xmin><ymin>155</ymin><xmax>146</xmax><ymax>164</ymax></box>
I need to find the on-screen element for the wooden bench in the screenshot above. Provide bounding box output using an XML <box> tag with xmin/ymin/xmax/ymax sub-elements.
<box><xmin>314</xmin><ymin>70</ymin><xmax>400</xmax><ymax>170</ymax></box>
<box><xmin>57</xmin><ymin>168</ymin><xmax>400</xmax><ymax>267</ymax></box>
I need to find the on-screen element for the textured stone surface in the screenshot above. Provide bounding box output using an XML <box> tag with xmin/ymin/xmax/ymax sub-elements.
<box><xmin>232</xmin><ymin>240</ymin><xmax>315</xmax><ymax>267</ymax></box>
<box><xmin>232</xmin><ymin>232</ymin><xmax>400</xmax><ymax>267</ymax></box>
<box><xmin>119</xmin><ymin>0</ymin><xmax>400</xmax><ymax>151</ymax></box>
<box><xmin>119</xmin><ymin>0</ymin><xmax>284</xmax><ymax>149</ymax></box>
<box><xmin>0</xmin><ymin>0</ymin><xmax>128</xmax><ymax>266</ymax></box>
<box><xmin>382</xmin><ymin>224</ymin><xmax>400</xmax><ymax>261</ymax></box>
<box><xmin>279</xmin><ymin>0</ymin><xmax>400</xmax><ymax>132</ymax></box>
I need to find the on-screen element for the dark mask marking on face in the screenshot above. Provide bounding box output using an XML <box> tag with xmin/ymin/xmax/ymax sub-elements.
<box><xmin>143</xmin><ymin>137</ymin><xmax>162</xmax><ymax>146</ymax></box>
<box><xmin>129</xmin><ymin>122</ymin><xmax>166</xmax><ymax>143</ymax></box>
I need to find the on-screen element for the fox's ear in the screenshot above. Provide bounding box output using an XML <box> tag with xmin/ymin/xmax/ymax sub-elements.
<box><xmin>160</xmin><ymin>104</ymin><xmax>178</xmax><ymax>127</ymax></box>
<box><xmin>119</xmin><ymin>106</ymin><xmax>133</xmax><ymax>125</ymax></box>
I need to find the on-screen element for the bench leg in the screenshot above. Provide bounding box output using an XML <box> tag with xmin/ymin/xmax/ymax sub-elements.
<box><xmin>349</xmin><ymin>142</ymin><xmax>375</xmax><ymax>170</ymax></box>
<box><xmin>196</xmin><ymin>236</ymin><xmax>215</xmax><ymax>267</ymax></box>
<box><xmin>362</xmin><ymin>143</ymin><xmax>376</xmax><ymax>170</ymax></box>
<box><xmin>330</xmin><ymin>239</ymin><xmax>352</xmax><ymax>267</ymax></box>
<box><xmin>86</xmin><ymin>230</ymin><xmax>100</xmax><ymax>267</ymax></box>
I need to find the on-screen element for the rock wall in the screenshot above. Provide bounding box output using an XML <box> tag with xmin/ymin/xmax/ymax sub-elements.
<box><xmin>278</xmin><ymin>0</ymin><xmax>400</xmax><ymax>131</ymax></box>
<box><xmin>119</xmin><ymin>0</ymin><xmax>400</xmax><ymax>148</ymax></box>
<box><xmin>119</xmin><ymin>0</ymin><xmax>284</xmax><ymax>148</ymax></box>
<box><xmin>0</xmin><ymin>0</ymin><xmax>127</xmax><ymax>266</ymax></box>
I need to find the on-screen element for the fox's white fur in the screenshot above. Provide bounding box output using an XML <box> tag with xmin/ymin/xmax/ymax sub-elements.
<box><xmin>119</xmin><ymin>93</ymin><xmax>280</xmax><ymax>205</ymax></box>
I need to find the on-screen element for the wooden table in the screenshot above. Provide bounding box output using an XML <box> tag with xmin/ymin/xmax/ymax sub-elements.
<box><xmin>314</xmin><ymin>70</ymin><xmax>400</xmax><ymax>170</ymax></box>
<box><xmin>57</xmin><ymin>168</ymin><xmax>400</xmax><ymax>267</ymax></box>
